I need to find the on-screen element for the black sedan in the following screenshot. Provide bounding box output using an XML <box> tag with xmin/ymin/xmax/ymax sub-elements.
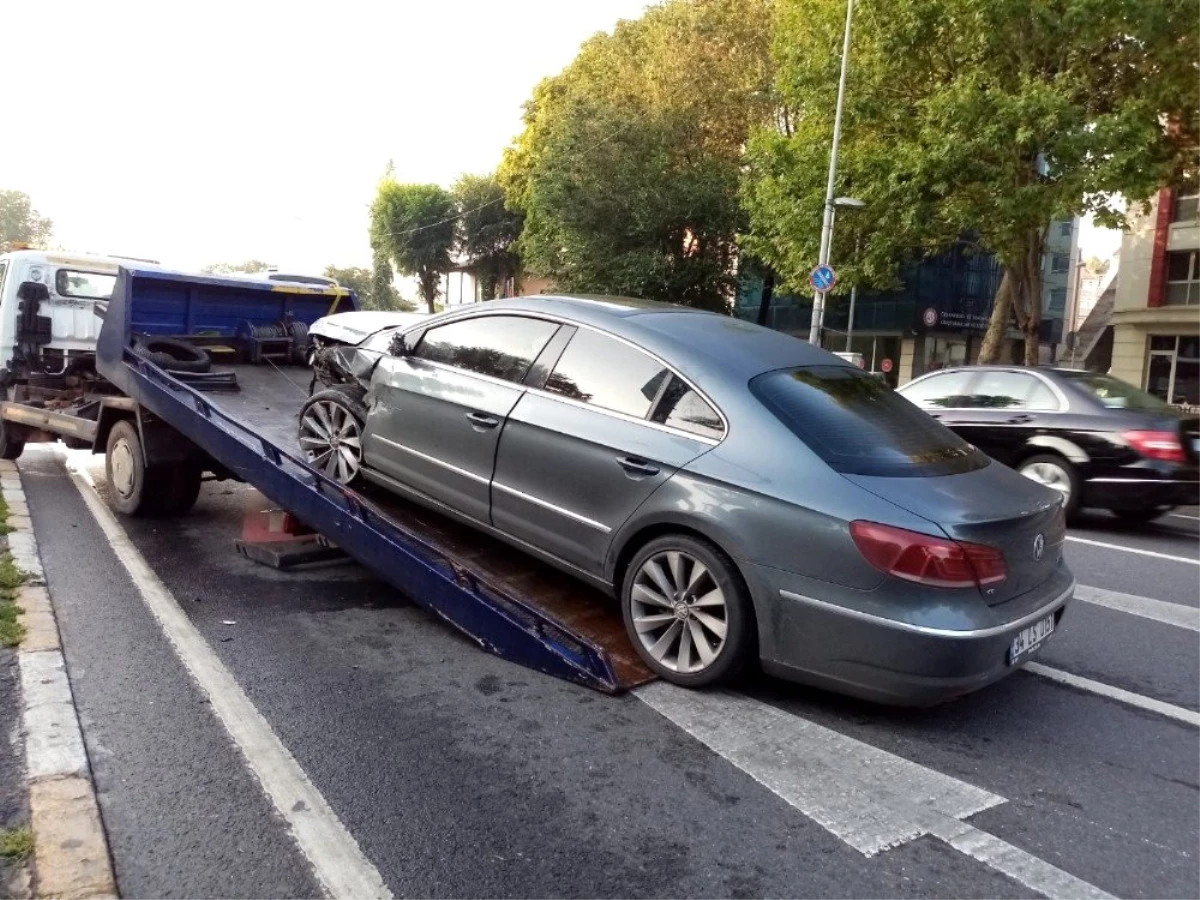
<box><xmin>897</xmin><ymin>366</ymin><xmax>1200</xmax><ymax>523</ymax></box>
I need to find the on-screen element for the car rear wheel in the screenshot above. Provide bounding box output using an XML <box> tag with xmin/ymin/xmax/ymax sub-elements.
<box><xmin>298</xmin><ymin>388</ymin><xmax>366</xmax><ymax>486</ymax></box>
<box><xmin>621</xmin><ymin>534</ymin><xmax>753</xmax><ymax>687</ymax></box>
<box><xmin>1018</xmin><ymin>454</ymin><xmax>1080</xmax><ymax>518</ymax></box>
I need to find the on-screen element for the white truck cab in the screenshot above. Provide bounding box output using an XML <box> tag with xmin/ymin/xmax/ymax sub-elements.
<box><xmin>0</xmin><ymin>246</ymin><xmax>158</xmax><ymax>379</ymax></box>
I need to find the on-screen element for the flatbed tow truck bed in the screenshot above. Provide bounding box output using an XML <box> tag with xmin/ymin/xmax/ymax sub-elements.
<box><xmin>1</xmin><ymin>267</ymin><xmax>651</xmax><ymax>693</ymax></box>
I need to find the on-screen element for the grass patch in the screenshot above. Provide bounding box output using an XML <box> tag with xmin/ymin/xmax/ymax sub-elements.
<box><xmin>0</xmin><ymin>826</ymin><xmax>32</xmax><ymax>864</ymax></box>
<box><xmin>0</xmin><ymin>495</ymin><xmax>11</xmax><ymax>537</ymax></box>
<box><xmin>0</xmin><ymin>493</ymin><xmax>25</xmax><ymax>645</ymax></box>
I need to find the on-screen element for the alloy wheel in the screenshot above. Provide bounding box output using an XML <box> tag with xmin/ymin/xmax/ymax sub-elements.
<box><xmin>1020</xmin><ymin>461</ymin><xmax>1071</xmax><ymax>501</ymax></box>
<box><xmin>299</xmin><ymin>400</ymin><xmax>363</xmax><ymax>484</ymax></box>
<box><xmin>630</xmin><ymin>550</ymin><xmax>728</xmax><ymax>674</ymax></box>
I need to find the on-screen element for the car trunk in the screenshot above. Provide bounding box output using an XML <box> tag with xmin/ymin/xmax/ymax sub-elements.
<box><xmin>844</xmin><ymin>463</ymin><xmax>1066</xmax><ymax>605</ymax></box>
<box><xmin>1177</xmin><ymin>416</ymin><xmax>1199</xmax><ymax>466</ymax></box>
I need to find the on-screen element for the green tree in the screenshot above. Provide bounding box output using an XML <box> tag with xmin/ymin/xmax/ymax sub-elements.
<box><xmin>743</xmin><ymin>0</ymin><xmax>1198</xmax><ymax>364</ymax></box>
<box><xmin>0</xmin><ymin>190</ymin><xmax>53</xmax><ymax>249</ymax></box>
<box><xmin>322</xmin><ymin>264</ymin><xmax>415</xmax><ymax>311</ymax></box>
<box><xmin>201</xmin><ymin>260</ymin><xmax>271</xmax><ymax>275</ymax></box>
<box><xmin>501</xmin><ymin>0</ymin><xmax>774</xmax><ymax>310</ymax></box>
<box><xmin>370</xmin><ymin>181</ymin><xmax>456</xmax><ymax>313</ymax></box>
<box><xmin>453</xmin><ymin>173</ymin><xmax>523</xmax><ymax>300</ymax></box>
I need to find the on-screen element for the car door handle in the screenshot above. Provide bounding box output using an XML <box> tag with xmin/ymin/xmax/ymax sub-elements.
<box><xmin>466</xmin><ymin>412</ymin><xmax>499</xmax><ymax>429</ymax></box>
<box><xmin>1006</xmin><ymin>414</ymin><xmax>1034</xmax><ymax>424</ymax></box>
<box><xmin>616</xmin><ymin>456</ymin><xmax>660</xmax><ymax>477</ymax></box>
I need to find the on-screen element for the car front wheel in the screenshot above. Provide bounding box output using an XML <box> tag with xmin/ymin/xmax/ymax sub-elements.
<box><xmin>621</xmin><ymin>534</ymin><xmax>754</xmax><ymax>687</ymax></box>
<box><xmin>298</xmin><ymin>388</ymin><xmax>367</xmax><ymax>485</ymax></box>
<box><xmin>1018</xmin><ymin>454</ymin><xmax>1080</xmax><ymax>518</ymax></box>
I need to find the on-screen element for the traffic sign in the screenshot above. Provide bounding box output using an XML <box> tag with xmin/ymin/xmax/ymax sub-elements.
<box><xmin>881</xmin><ymin>358</ymin><xmax>894</xmax><ymax>374</ymax></box>
<box><xmin>809</xmin><ymin>264</ymin><xmax>838</xmax><ymax>293</ymax></box>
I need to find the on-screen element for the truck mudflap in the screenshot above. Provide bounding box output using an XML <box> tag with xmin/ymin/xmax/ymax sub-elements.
<box><xmin>96</xmin><ymin>268</ymin><xmax>651</xmax><ymax>693</ymax></box>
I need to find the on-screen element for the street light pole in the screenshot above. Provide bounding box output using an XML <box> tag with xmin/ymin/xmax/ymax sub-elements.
<box><xmin>845</xmin><ymin>235</ymin><xmax>861</xmax><ymax>352</ymax></box>
<box><xmin>808</xmin><ymin>0</ymin><xmax>856</xmax><ymax>346</ymax></box>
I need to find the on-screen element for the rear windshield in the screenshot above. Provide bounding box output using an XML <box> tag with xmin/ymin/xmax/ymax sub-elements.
<box><xmin>750</xmin><ymin>366</ymin><xmax>988</xmax><ymax>477</ymax></box>
<box><xmin>1054</xmin><ymin>370</ymin><xmax>1169</xmax><ymax>412</ymax></box>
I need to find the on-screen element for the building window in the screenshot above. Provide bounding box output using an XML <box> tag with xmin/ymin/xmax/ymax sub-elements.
<box><xmin>1059</xmin><ymin>221</ymin><xmax>1073</xmax><ymax>237</ymax></box>
<box><xmin>1050</xmin><ymin>252</ymin><xmax>1070</xmax><ymax>275</ymax></box>
<box><xmin>1146</xmin><ymin>336</ymin><xmax>1200</xmax><ymax>407</ymax></box>
<box><xmin>1047</xmin><ymin>287</ymin><xmax>1067</xmax><ymax>315</ymax></box>
<box><xmin>1173</xmin><ymin>191</ymin><xmax>1199</xmax><ymax>224</ymax></box>
<box><xmin>1165</xmin><ymin>250</ymin><xmax>1199</xmax><ymax>305</ymax></box>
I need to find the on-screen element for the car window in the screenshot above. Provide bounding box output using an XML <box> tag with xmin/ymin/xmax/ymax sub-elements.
<box><xmin>651</xmin><ymin>375</ymin><xmax>724</xmax><ymax>440</ymax></box>
<box><xmin>1055</xmin><ymin>370</ymin><xmax>1170</xmax><ymax>411</ymax></box>
<box><xmin>967</xmin><ymin>371</ymin><xmax>1042</xmax><ymax>409</ymax></box>
<box><xmin>546</xmin><ymin>328</ymin><xmax>669</xmax><ymax>418</ymax></box>
<box><xmin>751</xmin><ymin>366</ymin><xmax>988</xmax><ymax>477</ymax></box>
<box><xmin>414</xmin><ymin>315</ymin><xmax>560</xmax><ymax>383</ymax></box>
<box><xmin>898</xmin><ymin>371</ymin><xmax>973</xmax><ymax>408</ymax></box>
<box><xmin>1027</xmin><ymin>379</ymin><xmax>1059</xmax><ymax>410</ymax></box>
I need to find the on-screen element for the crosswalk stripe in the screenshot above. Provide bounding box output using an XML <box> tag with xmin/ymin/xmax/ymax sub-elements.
<box><xmin>1075</xmin><ymin>584</ymin><xmax>1199</xmax><ymax>631</ymax></box>
<box><xmin>1024</xmin><ymin>664</ymin><xmax>1200</xmax><ymax>726</ymax></box>
<box><xmin>1066</xmin><ymin>536</ymin><xmax>1199</xmax><ymax>565</ymax></box>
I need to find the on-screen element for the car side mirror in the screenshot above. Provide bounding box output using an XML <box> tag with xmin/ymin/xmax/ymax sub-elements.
<box><xmin>388</xmin><ymin>331</ymin><xmax>412</xmax><ymax>357</ymax></box>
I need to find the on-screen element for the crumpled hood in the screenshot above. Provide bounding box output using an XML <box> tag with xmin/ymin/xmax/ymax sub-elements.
<box><xmin>310</xmin><ymin>310</ymin><xmax>425</xmax><ymax>345</ymax></box>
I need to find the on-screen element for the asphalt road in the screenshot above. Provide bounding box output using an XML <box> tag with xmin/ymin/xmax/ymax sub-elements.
<box><xmin>20</xmin><ymin>448</ymin><xmax>1200</xmax><ymax>899</ymax></box>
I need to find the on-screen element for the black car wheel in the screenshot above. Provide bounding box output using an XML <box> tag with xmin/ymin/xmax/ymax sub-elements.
<box><xmin>298</xmin><ymin>388</ymin><xmax>367</xmax><ymax>485</ymax></box>
<box><xmin>1110</xmin><ymin>506</ymin><xmax>1172</xmax><ymax>526</ymax></box>
<box><xmin>621</xmin><ymin>534</ymin><xmax>754</xmax><ymax>687</ymax></box>
<box><xmin>1018</xmin><ymin>454</ymin><xmax>1081</xmax><ymax>518</ymax></box>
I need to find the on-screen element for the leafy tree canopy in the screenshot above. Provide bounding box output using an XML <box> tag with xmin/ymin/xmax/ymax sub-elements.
<box><xmin>743</xmin><ymin>0</ymin><xmax>1198</xmax><ymax>362</ymax></box>
<box><xmin>323</xmin><ymin>264</ymin><xmax>415</xmax><ymax>311</ymax></box>
<box><xmin>370</xmin><ymin>179</ymin><xmax>456</xmax><ymax>314</ymax></box>
<box><xmin>453</xmin><ymin>173</ymin><xmax>523</xmax><ymax>300</ymax></box>
<box><xmin>0</xmin><ymin>190</ymin><xmax>53</xmax><ymax>250</ymax></box>
<box><xmin>501</xmin><ymin>0</ymin><xmax>774</xmax><ymax>310</ymax></box>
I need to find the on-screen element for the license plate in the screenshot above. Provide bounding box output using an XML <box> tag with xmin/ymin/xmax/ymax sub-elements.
<box><xmin>1008</xmin><ymin>614</ymin><xmax>1055</xmax><ymax>665</ymax></box>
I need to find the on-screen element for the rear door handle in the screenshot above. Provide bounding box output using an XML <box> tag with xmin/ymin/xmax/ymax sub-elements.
<box><xmin>1006</xmin><ymin>414</ymin><xmax>1034</xmax><ymax>424</ymax></box>
<box><xmin>617</xmin><ymin>456</ymin><xmax>660</xmax><ymax>477</ymax></box>
<box><xmin>466</xmin><ymin>412</ymin><xmax>499</xmax><ymax>429</ymax></box>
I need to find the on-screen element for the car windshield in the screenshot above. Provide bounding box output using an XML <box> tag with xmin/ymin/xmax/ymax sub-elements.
<box><xmin>1055</xmin><ymin>370</ymin><xmax>1170</xmax><ymax>411</ymax></box>
<box><xmin>750</xmin><ymin>365</ymin><xmax>988</xmax><ymax>477</ymax></box>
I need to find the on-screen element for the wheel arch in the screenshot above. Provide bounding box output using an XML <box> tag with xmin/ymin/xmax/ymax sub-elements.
<box><xmin>1019</xmin><ymin>435</ymin><xmax>1089</xmax><ymax>466</ymax></box>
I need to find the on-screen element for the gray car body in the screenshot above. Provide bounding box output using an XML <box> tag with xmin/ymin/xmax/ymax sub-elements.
<box><xmin>324</xmin><ymin>294</ymin><xmax>1075</xmax><ymax>704</ymax></box>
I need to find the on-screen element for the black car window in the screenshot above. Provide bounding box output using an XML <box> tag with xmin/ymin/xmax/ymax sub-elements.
<box><xmin>546</xmin><ymin>328</ymin><xmax>669</xmax><ymax>419</ymax></box>
<box><xmin>751</xmin><ymin>366</ymin><xmax>988</xmax><ymax>477</ymax></box>
<box><xmin>414</xmin><ymin>315</ymin><xmax>560</xmax><ymax>384</ymax></box>
<box><xmin>1027</xmin><ymin>379</ymin><xmax>1059</xmax><ymax>410</ymax></box>
<box><xmin>899</xmin><ymin>371</ymin><xmax>973</xmax><ymax>408</ymax></box>
<box><xmin>967</xmin><ymin>371</ymin><xmax>1042</xmax><ymax>409</ymax></box>
<box><xmin>651</xmin><ymin>375</ymin><xmax>724</xmax><ymax>440</ymax></box>
<box><xmin>1055</xmin><ymin>370</ymin><xmax>1170</xmax><ymax>412</ymax></box>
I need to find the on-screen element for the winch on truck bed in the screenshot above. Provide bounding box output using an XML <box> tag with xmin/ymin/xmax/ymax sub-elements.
<box><xmin>0</xmin><ymin>260</ymin><xmax>648</xmax><ymax>693</ymax></box>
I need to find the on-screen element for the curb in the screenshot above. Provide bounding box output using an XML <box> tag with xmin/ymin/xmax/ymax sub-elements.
<box><xmin>4</xmin><ymin>459</ymin><xmax>117</xmax><ymax>899</ymax></box>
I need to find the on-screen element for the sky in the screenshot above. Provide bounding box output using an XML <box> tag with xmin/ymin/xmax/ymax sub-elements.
<box><xmin>2</xmin><ymin>0</ymin><xmax>651</xmax><ymax>274</ymax></box>
<box><xmin>4</xmin><ymin>0</ymin><xmax>1122</xmax><ymax>279</ymax></box>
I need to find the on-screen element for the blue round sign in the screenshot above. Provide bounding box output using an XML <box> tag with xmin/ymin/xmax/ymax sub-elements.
<box><xmin>809</xmin><ymin>264</ymin><xmax>838</xmax><ymax>292</ymax></box>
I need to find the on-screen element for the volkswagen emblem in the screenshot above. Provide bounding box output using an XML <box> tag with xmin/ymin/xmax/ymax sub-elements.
<box><xmin>1032</xmin><ymin>533</ymin><xmax>1045</xmax><ymax>561</ymax></box>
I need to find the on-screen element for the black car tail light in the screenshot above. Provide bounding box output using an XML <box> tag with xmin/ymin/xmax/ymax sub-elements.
<box><xmin>1123</xmin><ymin>430</ymin><xmax>1187</xmax><ymax>464</ymax></box>
<box><xmin>850</xmin><ymin>521</ymin><xmax>1007</xmax><ymax>589</ymax></box>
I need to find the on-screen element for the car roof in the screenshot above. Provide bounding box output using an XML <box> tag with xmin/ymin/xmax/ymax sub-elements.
<box><xmin>470</xmin><ymin>294</ymin><xmax>847</xmax><ymax>384</ymax></box>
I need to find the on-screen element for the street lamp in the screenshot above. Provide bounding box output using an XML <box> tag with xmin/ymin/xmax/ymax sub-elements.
<box><xmin>808</xmin><ymin>0</ymin><xmax>857</xmax><ymax>346</ymax></box>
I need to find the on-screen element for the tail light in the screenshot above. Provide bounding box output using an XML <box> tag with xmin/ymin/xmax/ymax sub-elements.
<box><xmin>1123</xmin><ymin>430</ymin><xmax>1186</xmax><ymax>464</ymax></box>
<box><xmin>850</xmin><ymin>521</ymin><xmax>1007</xmax><ymax>589</ymax></box>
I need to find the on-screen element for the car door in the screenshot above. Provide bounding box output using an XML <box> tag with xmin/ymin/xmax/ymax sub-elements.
<box><xmin>362</xmin><ymin>313</ymin><xmax>561</xmax><ymax>524</ymax></box>
<box><xmin>948</xmin><ymin>370</ymin><xmax>1057</xmax><ymax>465</ymax></box>
<box><xmin>490</xmin><ymin>327</ymin><xmax>723</xmax><ymax>575</ymax></box>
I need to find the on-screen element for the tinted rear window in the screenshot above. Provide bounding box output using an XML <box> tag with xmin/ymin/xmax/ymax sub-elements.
<box><xmin>750</xmin><ymin>366</ymin><xmax>988</xmax><ymax>477</ymax></box>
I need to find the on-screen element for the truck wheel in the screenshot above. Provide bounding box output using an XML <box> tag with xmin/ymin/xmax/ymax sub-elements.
<box><xmin>0</xmin><ymin>419</ymin><xmax>26</xmax><ymax>461</ymax></box>
<box><xmin>105</xmin><ymin>420</ymin><xmax>170</xmax><ymax>516</ymax></box>
<box><xmin>161</xmin><ymin>464</ymin><xmax>203</xmax><ymax>516</ymax></box>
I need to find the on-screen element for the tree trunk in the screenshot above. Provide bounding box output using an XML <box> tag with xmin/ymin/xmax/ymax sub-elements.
<box><xmin>977</xmin><ymin>270</ymin><xmax>1013</xmax><ymax>364</ymax></box>
<box><xmin>756</xmin><ymin>270</ymin><xmax>776</xmax><ymax>327</ymax></box>
<box><xmin>1008</xmin><ymin>229</ymin><xmax>1045</xmax><ymax>367</ymax></box>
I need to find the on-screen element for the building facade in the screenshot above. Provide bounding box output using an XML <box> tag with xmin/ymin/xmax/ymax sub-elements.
<box><xmin>734</xmin><ymin>219</ymin><xmax>1076</xmax><ymax>386</ymax></box>
<box><xmin>1109</xmin><ymin>187</ymin><xmax>1199</xmax><ymax>409</ymax></box>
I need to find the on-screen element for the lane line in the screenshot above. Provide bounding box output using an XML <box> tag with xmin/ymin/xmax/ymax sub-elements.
<box><xmin>1168</xmin><ymin>513</ymin><xmax>1198</xmax><ymax>521</ymax></box>
<box><xmin>1075</xmin><ymin>584</ymin><xmax>1200</xmax><ymax>632</ymax></box>
<box><xmin>1065</xmin><ymin>535</ymin><xmax>1199</xmax><ymax>565</ymax></box>
<box><xmin>636</xmin><ymin>682</ymin><xmax>1113</xmax><ymax>899</ymax></box>
<box><xmin>64</xmin><ymin>454</ymin><xmax>393</xmax><ymax>900</ymax></box>
<box><xmin>1024</xmin><ymin>663</ymin><xmax>1200</xmax><ymax>727</ymax></box>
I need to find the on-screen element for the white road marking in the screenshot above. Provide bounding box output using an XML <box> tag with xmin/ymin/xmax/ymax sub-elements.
<box><xmin>1075</xmin><ymin>584</ymin><xmax>1200</xmax><ymax>632</ymax></box>
<box><xmin>1024</xmin><ymin>663</ymin><xmax>1200</xmax><ymax>727</ymax></box>
<box><xmin>1168</xmin><ymin>512</ymin><xmax>1199</xmax><ymax>521</ymax></box>
<box><xmin>1066</xmin><ymin>535</ymin><xmax>1199</xmax><ymax>565</ymax></box>
<box><xmin>65</xmin><ymin>455</ymin><xmax>393</xmax><ymax>900</ymax></box>
<box><xmin>636</xmin><ymin>682</ymin><xmax>1113</xmax><ymax>899</ymax></box>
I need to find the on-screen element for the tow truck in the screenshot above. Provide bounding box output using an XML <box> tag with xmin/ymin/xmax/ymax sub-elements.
<box><xmin>0</xmin><ymin>249</ymin><xmax>647</xmax><ymax>693</ymax></box>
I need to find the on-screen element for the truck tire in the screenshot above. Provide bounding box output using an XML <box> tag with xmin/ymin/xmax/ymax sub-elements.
<box><xmin>0</xmin><ymin>419</ymin><xmax>26</xmax><ymax>461</ymax></box>
<box><xmin>106</xmin><ymin>420</ymin><xmax>156</xmax><ymax>516</ymax></box>
<box><xmin>132</xmin><ymin>335</ymin><xmax>212</xmax><ymax>374</ymax></box>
